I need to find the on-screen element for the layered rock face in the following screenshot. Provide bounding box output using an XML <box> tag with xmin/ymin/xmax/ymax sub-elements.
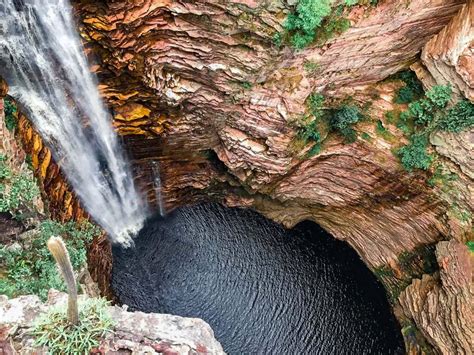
<box><xmin>1</xmin><ymin>0</ymin><xmax>473</xmax><ymax>353</ymax></box>
<box><xmin>72</xmin><ymin>1</ymin><xmax>473</xmax><ymax>353</ymax></box>
<box><xmin>398</xmin><ymin>241</ymin><xmax>473</xmax><ymax>354</ymax></box>
<box><xmin>74</xmin><ymin>0</ymin><xmax>470</xmax><ymax>267</ymax></box>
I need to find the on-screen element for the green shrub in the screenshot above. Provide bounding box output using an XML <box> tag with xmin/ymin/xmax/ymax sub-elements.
<box><xmin>467</xmin><ymin>241</ymin><xmax>474</xmax><ymax>253</ymax></box>
<box><xmin>393</xmin><ymin>70</ymin><xmax>424</xmax><ymax>104</ymax></box>
<box><xmin>438</xmin><ymin>100</ymin><xmax>474</xmax><ymax>132</ymax></box>
<box><xmin>397</xmin><ymin>134</ymin><xmax>433</xmax><ymax>171</ymax></box>
<box><xmin>294</xmin><ymin>93</ymin><xmax>326</xmax><ymax>157</ymax></box>
<box><xmin>394</xmin><ymin>85</ymin><xmax>461</xmax><ymax>172</ymax></box>
<box><xmin>0</xmin><ymin>155</ymin><xmax>40</xmax><ymax>219</ymax></box>
<box><xmin>329</xmin><ymin>104</ymin><xmax>363</xmax><ymax>142</ymax></box>
<box><xmin>283</xmin><ymin>0</ymin><xmax>332</xmax><ymax>49</ymax></box>
<box><xmin>426</xmin><ymin>85</ymin><xmax>452</xmax><ymax>108</ymax></box>
<box><xmin>32</xmin><ymin>297</ymin><xmax>113</xmax><ymax>354</ymax></box>
<box><xmin>0</xmin><ymin>220</ymin><xmax>100</xmax><ymax>300</ymax></box>
<box><xmin>4</xmin><ymin>98</ymin><xmax>17</xmax><ymax>132</ymax></box>
<box><xmin>314</xmin><ymin>6</ymin><xmax>351</xmax><ymax>44</ymax></box>
<box><xmin>307</xmin><ymin>93</ymin><xmax>325</xmax><ymax>116</ymax></box>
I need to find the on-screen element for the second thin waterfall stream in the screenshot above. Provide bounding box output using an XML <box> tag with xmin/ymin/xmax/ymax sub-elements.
<box><xmin>0</xmin><ymin>0</ymin><xmax>147</xmax><ymax>245</ymax></box>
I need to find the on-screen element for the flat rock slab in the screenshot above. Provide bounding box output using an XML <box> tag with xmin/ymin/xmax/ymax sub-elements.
<box><xmin>0</xmin><ymin>290</ymin><xmax>225</xmax><ymax>354</ymax></box>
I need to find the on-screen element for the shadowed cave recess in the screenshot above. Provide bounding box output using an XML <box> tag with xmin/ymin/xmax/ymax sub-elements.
<box><xmin>112</xmin><ymin>202</ymin><xmax>404</xmax><ymax>354</ymax></box>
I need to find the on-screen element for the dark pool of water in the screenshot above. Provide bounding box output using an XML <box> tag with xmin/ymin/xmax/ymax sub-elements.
<box><xmin>112</xmin><ymin>203</ymin><xmax>404</xmax><ymax>354</ymax></box>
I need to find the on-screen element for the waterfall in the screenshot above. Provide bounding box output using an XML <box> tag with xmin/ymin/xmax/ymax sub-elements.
<box><xmin>0</xmin><ymin>0</ymin><xmax>147</xmax><ymax>246</ymax></box>
<box><xmin>151</xmin><ymin>161</ymin><xmax>165</xmax><ymax>217</ymax></box>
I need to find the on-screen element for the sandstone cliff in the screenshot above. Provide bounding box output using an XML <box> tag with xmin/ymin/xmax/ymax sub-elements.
<box><xmin>1</xmin><ymin>0</ymin><xmax>473</xmax><ymax>353</ymax></box>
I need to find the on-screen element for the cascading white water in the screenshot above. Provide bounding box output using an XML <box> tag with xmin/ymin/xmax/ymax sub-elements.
<box><xmin>0</xmin><ymin>0</ymin><xmax>147</xmax><ymax>246</ymax></box>
<box><xmin>151</xmin><ymin>161</ymin><xmax>165</xmax><ymax>217</ymax></box>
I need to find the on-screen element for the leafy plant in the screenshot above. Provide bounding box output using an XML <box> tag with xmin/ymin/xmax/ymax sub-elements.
<box><xmin>0</xmin><ymin>220</ymin><xmax>100</xmax><ymax>300</ymax></box>
<box><xmin>393</xmin><ymin>70</ymin><xmax>424</xmax><ymax>104</ymax></box>
<box><xmin>283</xmin><ymin>0</ymin><xmax>332</xmax><ymax>49</ymax></box>
<box><xmin>0</xmin><ymin>154</ymin><xmax>40</xmax><ymax>219</ymax></box>
<box><xmin>397</xmin><ymin>134</ymin><xmax>433</xmax><ymax>171</ymax></box>
<box><xmin>313</xmin><ymin>5</ymin><xmax>351</xmax><ymax>45</ymax></box>
<box><xmin>4</xmin><ymin>97</ymin><xmax>17</xmax><ymax>132</ymax></box>
<box><xmin>394</xmin><ymin>85</ymin><xmax>456</xmax><ymax>172</ymax></box>
<box><xmin>329</xmin><ymin>104</ymin><xmax>363</xmax><ymax>143</ymax></box>
<box><xmin>293</xmin><ymin>93</ymin><xmax>326</xmax><ymax>157</ymax></box>
<box><xmin>32</xmin><ymin>297</ymin><xmax>113</xmax><ymax>354</ymax></box>
<box><xmin>438</xmin><ymin>100</ymin><xmax>474</xmax><ymax>132</ymax></box>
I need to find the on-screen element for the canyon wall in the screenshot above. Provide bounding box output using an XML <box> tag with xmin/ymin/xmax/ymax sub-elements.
<box><xmin>1</xmin><ymin>0</ymin><xmax>472</xmax><ymax>353</ymax></box>
<box><xmin>73</xmin><ymin>0</ymin><xmax>471</xmax><ymax>264</ymax></box>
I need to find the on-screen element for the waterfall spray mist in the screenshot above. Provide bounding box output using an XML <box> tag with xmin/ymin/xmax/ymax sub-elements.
<box><xmin>0</xmin><ymin>0</ymin><xmax>147</xmax><ymax>246</ymax></box>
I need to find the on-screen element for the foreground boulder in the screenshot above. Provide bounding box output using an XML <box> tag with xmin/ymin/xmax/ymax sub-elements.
<box><xmin>0</xmin><ymin>290</ymin><xmax>225</xmax><ymax>354</ymax></box>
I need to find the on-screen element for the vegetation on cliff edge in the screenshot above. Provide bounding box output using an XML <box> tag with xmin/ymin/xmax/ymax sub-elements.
<box><xmin>294</xmin><ymin>93</ymin><xmax>364</xmax><ymax>157</ymax></box>
<box><xmin>395</xmin><ymin>84</ymin><xmax>474</xmax><ymax>172</ymax></box>
<box><xmin>0</xmin><ymin>219</ymin><xmax>100</xmax><ymax>300</ymax></box>
<box><xmin>0</xmin><ymin>153</ymin><xmax>101</xmax><ymax>301</ymax></box>
<box><xmin>32</xmin><ymin>297</ymin><xmax>113</xmax><ymax>354</ymax></box>
<box><xmin>277</xmin><ymin>0</ymin><xmax>376</xmax><ymax>49</ymax></box>
<box><xmin>0</xmin><ymin>154</ymin><xmax>40</xmax><ymax>220</ymax></box>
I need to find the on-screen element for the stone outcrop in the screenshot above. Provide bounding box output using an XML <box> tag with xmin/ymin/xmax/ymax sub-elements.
<box><xmin>71</xmin><ymin>0</ymin><xmax>470</xmax><ymax>268</ymax></box>
<box><xmin>422</xmin><ymin>1</ymin><xmax>474</xmax><ymax>101</ymax></box>
<box><xmin>398</xmin><ymin>241</ymin><xmax>473</xmax><ymax>354</ymax></box>
<box><xmin>1</xmin><ymin>1</ymin><xmax>473</xmax><ymax>353</ymax></box>
<box><xmin>0</xmin><ymin>290</ymin><xmax>225</xmax><ymax>354</ymax></box>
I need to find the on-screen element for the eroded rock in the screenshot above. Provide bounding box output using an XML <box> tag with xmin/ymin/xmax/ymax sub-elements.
<box><xmin>0</xmin><ymin>291</ymin><xmax>225</xmax><ymax>354</ymax></box>
<box><xmin>398</xmin><ymin>241</ymin><xmax>474</xmax><ymax>354</ymax></box>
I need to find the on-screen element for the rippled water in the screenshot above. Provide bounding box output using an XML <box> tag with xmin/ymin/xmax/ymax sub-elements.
<box><xmin>112</xmin><ymin>203</ymin><xmax>404</xmax><ymax>354</ymax></box>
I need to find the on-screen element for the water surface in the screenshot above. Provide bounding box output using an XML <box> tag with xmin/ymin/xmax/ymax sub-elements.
<box><xmin>112</xmin><ymin>203</ymin><xmax>404</xmax><ymax>354</ymax></box>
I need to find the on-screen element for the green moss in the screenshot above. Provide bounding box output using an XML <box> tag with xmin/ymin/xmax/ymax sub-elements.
<box><xmin>384</xmin><ymin>110</ymin><xmax>397</xmax><ymax>124</ymax></box>
<box><xmin>361</xmin><ymin>132</ymin><xmax>371</xmax><ymax>141</ymax></box>
<box><xmin>374</xmin><ymin>244</ymin><xmax>438</xmax><ymax>303</ymax></box>
<box><xmin>239</xmin><ymin>81</ymin><xmax>252</xmax><ymax>90</ymax></box>
<box><xmin>467</xmin><ymin>241</ymin><xmax>474</xmax><ymax>253</ymax></box>
<box><xmin>375</xmin><ymin>120</ymin><xmax>395</xmax><ymax>141</ymax></box>
<box><xmin>303</xmin><ymin>60</ymin><xmax>320</xmax><ymax>75</ymax></box>
<box><xmin>450</xmin><ymin>204</ymin><xmax>472</xmax><ymax>223</ymax></box>
<box><xmin>427</xmin><ymin>165</ymin><xmax>458</xmax><ymax>188</ymax></box>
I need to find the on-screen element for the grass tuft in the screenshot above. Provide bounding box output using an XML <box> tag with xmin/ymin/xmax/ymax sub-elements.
<box><xmin>32</xmin><ymin>297</ymin><xmax>113</xmax><ymax>354</ymax></box>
